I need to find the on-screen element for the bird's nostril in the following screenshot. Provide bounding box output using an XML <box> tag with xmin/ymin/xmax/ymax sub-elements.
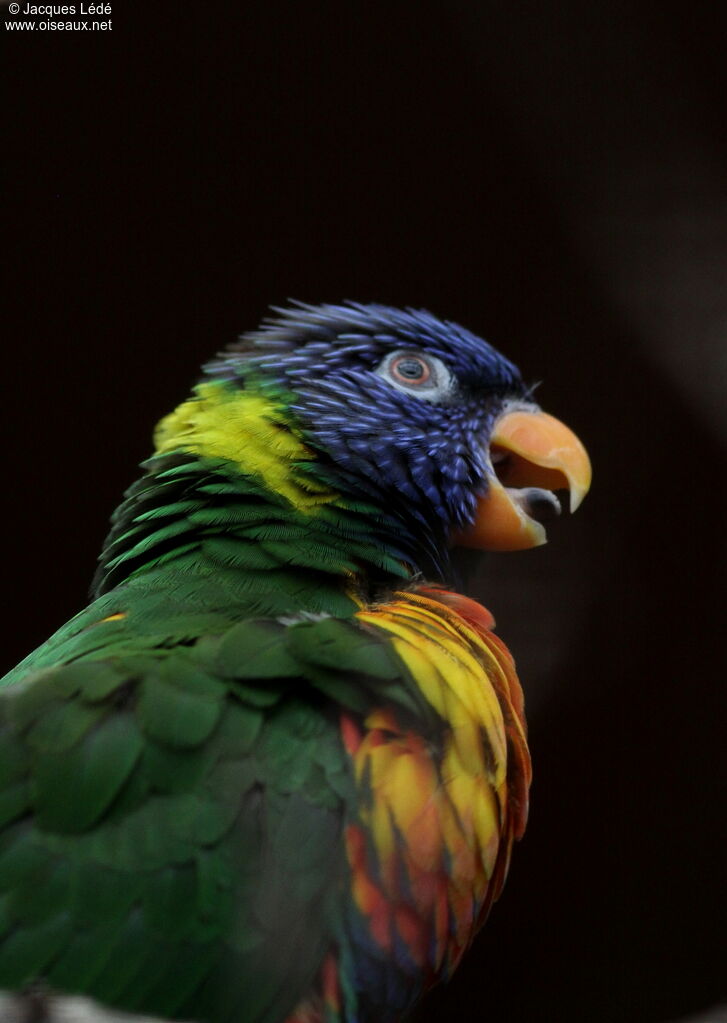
<box><xmin>519</xmin><ymin>487</ymin><xmax>561</xmax><ymax>524</ymax></box>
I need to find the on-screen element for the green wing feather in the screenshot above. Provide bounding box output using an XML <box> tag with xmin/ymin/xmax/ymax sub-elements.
<box><xmin>0</xmin><ymin>604</ymin><xmax>436</xmax><ymax>1023</ymax></box>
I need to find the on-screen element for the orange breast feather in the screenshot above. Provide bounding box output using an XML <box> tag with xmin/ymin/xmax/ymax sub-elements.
<box><xmin>343</xmin><ymin>586</ymin><xmax>532</xmax><ymax>982</ymax></box>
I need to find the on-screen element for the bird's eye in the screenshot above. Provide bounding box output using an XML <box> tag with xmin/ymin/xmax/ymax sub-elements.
<box><xmin>375</xmin><ymin>349</ymin><xmax>455</xmax><ymax>403</ymax></box>
<box><xmin>390</xmin><ymin>355</ymin><xmax>431</xmax><ymax>385</ymax></box>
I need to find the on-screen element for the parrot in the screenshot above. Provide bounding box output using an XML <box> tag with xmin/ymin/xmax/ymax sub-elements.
<box><xmin>0</xmin><ymin>302</ymin><xmax>591</xmax><ymax>1023</ymax></box>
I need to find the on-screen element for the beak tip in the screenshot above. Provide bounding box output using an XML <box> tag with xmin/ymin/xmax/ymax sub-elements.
<box><xmin>567</xmin><ymin>472</ymin><xmax>592</xmax><ymax>513</ymax></box>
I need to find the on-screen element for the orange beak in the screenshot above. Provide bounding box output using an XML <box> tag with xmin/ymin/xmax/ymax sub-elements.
<box><xmin>454</xmin><ymin>406</ymin><xmax>592</xmax><ymax>551</ymax></box>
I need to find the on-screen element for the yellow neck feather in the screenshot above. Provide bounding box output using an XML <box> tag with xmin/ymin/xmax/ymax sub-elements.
<box><xmin>153</xmin><ymin>382</ymin><xmax>336</xmax><ymax>513</ymax></box>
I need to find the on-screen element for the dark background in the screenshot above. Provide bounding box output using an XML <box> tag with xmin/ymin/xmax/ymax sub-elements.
<box><xmin>3</xmin><ymin>3</ymin><xmax>726</xmax><ymax>1021</ymax></box>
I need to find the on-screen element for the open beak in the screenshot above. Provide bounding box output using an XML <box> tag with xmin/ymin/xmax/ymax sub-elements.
<box><xmin>454</xmin><ymin>406</ymin><xmax>592</xmax><ymax>551</ymax></box>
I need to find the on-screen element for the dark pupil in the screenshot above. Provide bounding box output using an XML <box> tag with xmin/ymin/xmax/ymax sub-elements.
<box><xmin>396</xmin><ymin>358</ymin><xmax>425</xmax><ymax>380</ymax></box>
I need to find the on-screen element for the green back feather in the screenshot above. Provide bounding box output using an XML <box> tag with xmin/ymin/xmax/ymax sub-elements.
<box><xmin>0</xmin><ymin>606</ymin><xmax>439</xmax><ymax>1021</ymax></box>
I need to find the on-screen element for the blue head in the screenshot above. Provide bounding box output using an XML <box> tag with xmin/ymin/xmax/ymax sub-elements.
<box><xmin>206</xmin><ymin>302</ymin><xmax>538</xmax><ymax>556</ymax></box>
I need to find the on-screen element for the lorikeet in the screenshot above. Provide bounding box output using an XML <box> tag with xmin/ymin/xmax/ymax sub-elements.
<box><xmin>0</xmin><ymin>303</ymin><xmax>590</xmax><ymax>1022</ymax></box>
